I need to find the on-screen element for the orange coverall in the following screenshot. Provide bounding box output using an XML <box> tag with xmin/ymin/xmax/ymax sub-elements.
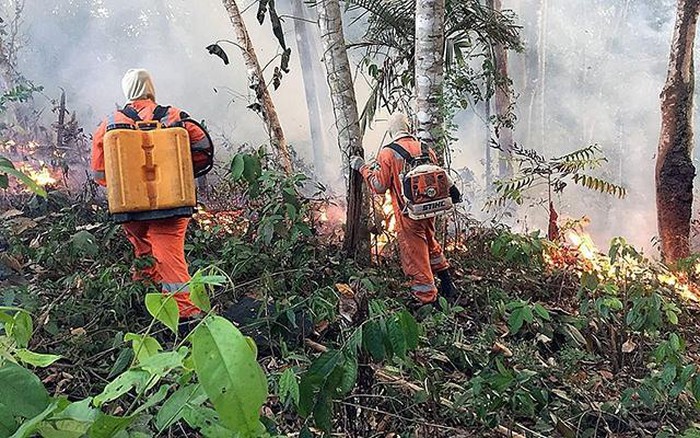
<box><xmin>360</xmin><ymin>135</ymin><xmax>449</xmax><ymax>303</ymax></box>
<box><xmin>91</xmin><ymin>99</ymin><xmax>206</xmax><ymax>318</ymax></box>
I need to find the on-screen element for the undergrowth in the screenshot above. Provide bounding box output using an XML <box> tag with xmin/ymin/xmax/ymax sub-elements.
<box><xmin>1</xmin><ymin>156</ymin><xmax>700</xmax><ymax>437</ymax></box>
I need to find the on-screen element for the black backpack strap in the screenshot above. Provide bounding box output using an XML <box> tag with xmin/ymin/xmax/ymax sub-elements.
<box><xmin>152</xmin><ymin>105</ymin><xmax>171</xmax><ymax>124</ymax></box>
<box><xmin>120</xmin><ymin>105</ymin><xmax>142</xmax><ymax>122</ymax></box>
<box><xmin>385</xmin><ymin>142</ymin><xmax>415</xmax><ymax>165</ymax></box>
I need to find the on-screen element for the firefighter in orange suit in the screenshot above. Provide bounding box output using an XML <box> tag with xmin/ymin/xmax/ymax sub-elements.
<box><xmin>350</xmin><ymin>113</ymin><xmax>459</xmax><ymax>305</ymax></box>
<box><xmin>91</xmin><ymin>69</ymin><xmax>206</xmax><ymax>319</ymax></box>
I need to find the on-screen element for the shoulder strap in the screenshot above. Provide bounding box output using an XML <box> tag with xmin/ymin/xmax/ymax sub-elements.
<box><xmin>385</xmin><ymin>142</ymin><xmax>415</xmax><ymax>165</ymax></box>
<box><xmin>120</xmin><ymin>105</ymin><xmax>141</xmax><ymax>122</ymax></box>
<box><xmin>152</xmin><ymin>105</ymin><xmax>170</xmax><ymax>123</ymax></box>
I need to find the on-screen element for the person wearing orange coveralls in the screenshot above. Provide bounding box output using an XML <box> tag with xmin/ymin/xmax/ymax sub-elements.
<box><xmin>91</xmin><ymin>69</ymin><xmax>207</xmax><ymax>319</ymax></box>
<box><xmin>350</xmin><ymin>112</ymin><xmax>460</xmax><ymax>305</ymax></box>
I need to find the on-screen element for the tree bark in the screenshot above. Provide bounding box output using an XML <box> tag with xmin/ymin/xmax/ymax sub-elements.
<box><xmin>221</xmin><ymin>0</ymin><xmax>293</xmax><ymax>175</ymax></box>
<box><xmin>656</xmin><ymin>0</ymin><xmax>700</xmax><ymax>262</ymax></box>
<box><xmin>488</xmin><ymin>0</ymin><xmax>514</xmax><ymax>177</ymax></box>
<box><xmin>317</xmin><ymin>0</ymin><xmax>369</xmax><ymax>261</ymax></box>
<box><xmin>415</xmin><ymin>0</ymin><xmax>446</xmax><ymax>143</ymax></box>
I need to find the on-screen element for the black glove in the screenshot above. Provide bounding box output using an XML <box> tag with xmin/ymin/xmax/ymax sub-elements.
<box><xmin>449</xmin><ymin>185</ymin><xmax>463</xmax><ymax>204</ymax></box>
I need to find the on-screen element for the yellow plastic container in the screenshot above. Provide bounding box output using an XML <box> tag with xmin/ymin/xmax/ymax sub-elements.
<box><xmin>103</xmin><ymin>124</ymin><xmax>196</xmax><ymax>215</ymax></box>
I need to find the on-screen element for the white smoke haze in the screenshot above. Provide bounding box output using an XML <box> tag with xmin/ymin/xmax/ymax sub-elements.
<box><xmin>5</xmin><ymin>0</ymin><xmax>696</xmax><ymax>253</ymax></box>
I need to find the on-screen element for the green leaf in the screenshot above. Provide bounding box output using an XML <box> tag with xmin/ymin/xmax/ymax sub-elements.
<box><xmin>93</xmin><ymin>370</ymin><xmax>150</xmax><ymax>407</ymax></box>
<box><xmin>313</xmin><ymin>391</ymin><xmax>333</xmax><ymax>432</ymax></box>
<box><xmin>107</xmin><ymin>348</ymin><xmax>134</xmax><ymax>379</ymax></box>
<box><xmin>156</xmin><ymin>384</ymin><xmax>207</xmax><ymax>432</ymax></box>
<box><xmin>124</xmin><ymin>333</ymin><xmax>162</xmax><ymax>364</ymax></box>
<box><xmin>508</xmin><ymin>309</ymin><xmax>525</xmax><ymax>335</ymax></box>
<box><xmin>338</xmin><ymin>356</ymin><xmax>358</xmax><ymax>395</ymax></box>
<box><xmin>137</xmin><ymin>350</ymin><xmax>186</xmax><ymax>378</ymax></box>
<box><xmin>399</xmin><ymin>310</ymin><xmax>420</xmax><ymax>350</ymax></box>
<box><xmin>0</xmin><ymin>404</ymin><xmax>17</xmax><ymax>438</ymax></box>
<box><xmin>182</xmin><ymin>405</ymin><xmax>237</xmax><ymax>438</ymax></box>
<box><xmin>87</xmin><ymin>413</ymin><xmax>135</xmax><ymax>438</ymax></box>
<box><xmin>362</xmin><ymin>319</ymin><xmax>385</xmax><ymax>361</ymax></box>
<box><xmin>278</xmin><ymin>368</ymin><xmax>300</xmax><ymax>406</ymax></box>
<box><xmin>666</xmin><ymin>309</ymin><xmax>679</xmax><ymax>325</ymax></box>
<box><xmin>230</xmin><ymin>154</ymin><xmax>245</xmax><ymax>181</ymax></box>
<box><xmin>189</xmin><ymin>272</ymin><xmax>213</xmax><ymax>313</ymax></box>
<box><xmin>0</xmin><ymin>362</ymin><xmax>50</xmax><ymax>419</ymax></box>
<box><xmin>533</xmin><ymin>303</ymin><xmax>550</xmax><ymax>321</ymax></box>
<box><xmin>10</xmin><ymin>401</ymin><xmax>58</xmax><ymax>438</ymax></box>
<box><xmin>0</xmin><ymin>159</ymin><xmax>46</xmax><ymax>197</ymax></box>
<box><xmin>38</xmin><ymin>398</ymin><xmax>97</xmax><ymax>438</ymax></box>
<box><xmin>242</xmin><ymin>154</ymin><xmax>262</xmax><ymax>184</ymax></box>
<box><xmin>145</xmin><ymin>293</ymin><xmax>180</xmax><ymax>334</ymax></box>
<box><xmin>8</xmin><ymin>310</ymin><xmax>32</xmax><ymax>348</ymax></box>
<box><xmin>386</xmin><ymin>316</ymin><xmax>407</xmax><ymax>359</ymax></box>
<box><xmin>191</xmin><ymin>316</ymin><xmax>267</xmax><ymax>436</ymax></box>
<box><xmin>15</xmin><ymin>349</ymin><xmax>61</xmax><ymax>367</ymax></box>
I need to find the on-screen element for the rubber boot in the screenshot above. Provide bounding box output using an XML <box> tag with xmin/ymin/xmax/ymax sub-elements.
<box><xmin>437</xmin><ymin>269</ymin><xmax>456</xmax><ymax>300</ymax></box>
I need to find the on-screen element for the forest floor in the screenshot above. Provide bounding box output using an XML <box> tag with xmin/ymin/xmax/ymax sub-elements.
<box><xmin>2</xmin><ymin>177</ymin><xmax>700</xmax><ymax>438</ymax></box>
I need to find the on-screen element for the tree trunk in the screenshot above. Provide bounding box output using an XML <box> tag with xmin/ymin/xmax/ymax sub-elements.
<box><xmin>317</xmin><ymin>0</ymin><xmax>369</xmax><ymax>261</ymax></box>
<box><xmin>488</xmin><ymin>0</ymin><xmax>514</xmax><ymax>177</ymax></box>
<box><xmin>221</xmin><ymin>0</ymin><xmax>292</xmax><ymax>175</ymax></box>
<box><xmin>656</xmin><ymin>0</ymin><xmax>700</xmax><ymax>262</ymax></box>
<box><xmin>292</xmin><ymin>0</ymin><xmax>331</xmax><ymax>181</ymax></box>
<box><xmin>415</xmin><ymin>0</ymin><xmax>446</xmax><ymax>143</ymax></box>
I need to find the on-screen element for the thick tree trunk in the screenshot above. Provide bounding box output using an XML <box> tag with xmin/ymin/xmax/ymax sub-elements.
<box><xmin>317</xmin><ymin>0</ymin><xmax>369</xmax><ymax>261</ymax></box>
<box><xmin>415</xmin><ymin>0</ymin><xmax>446</xmax><ymax>143</ymax></box>
<box><xmin>488</xmin><ymin>0</ymin><xmax>514</xmax><ymax>177</ymax></box>
<box><xmin>656</xmin><ymin>0</ymin><xmax>700</xmax><ymax>262</ymax></box>
<box><xmin>221</xmin><ymin>0</ymin><xmax>293</xmax><ymax>175</ymax></box>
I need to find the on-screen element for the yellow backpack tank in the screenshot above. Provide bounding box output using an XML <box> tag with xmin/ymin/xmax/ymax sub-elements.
<box><xmin>103</xmin><ymin>122</ymin><xmax>196</xmax><ymax>222</ymax></box>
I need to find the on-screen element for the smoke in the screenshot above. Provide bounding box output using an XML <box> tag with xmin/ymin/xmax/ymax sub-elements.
<box><xmin>447</xmin><ymin>0</ymin><xmax>681</xmax><ymax>253</ymax></box>
<box><xmin>11</xmin><ymin>0</ymin><xmax>339</xmax><ymax>178</ymax></box>
<box><xmin>6</xmin><ymin>0</ymin><xmax>692</xmax><ymax>252</ymax></box>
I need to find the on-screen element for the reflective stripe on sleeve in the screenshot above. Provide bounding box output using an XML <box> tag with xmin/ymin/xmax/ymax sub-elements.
<box><xmin>93</xmin><ymin>170</ymin><xmax>106</xmax><ymax>181</ymax></box>
<box><xmin>370</xmin><ymin>178</ymin><xmax>387</xmax><ymax>193</ymax></box>
<box><xmin>162</xmin><ymin>282</ymin><xmax>189</xmax><ymax>293</ymax></box>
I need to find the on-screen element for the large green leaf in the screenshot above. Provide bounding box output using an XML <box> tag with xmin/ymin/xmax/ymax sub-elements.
<box><xmin>399</xmin><ymin>310</ymin><xmax>420</xmax><ymax>350</ymax></box>
<box><xmin>230</xmin><ymin>154</ymin><xmax>245</xmax><ymax>181</ymax></box>
<box><xmin>191</xmin><ymin>316</ymin><xmax>267</xmax><ymax>437</ymax></box>
<box><xmin>155</xmin><ymin>384</ymin><xmax>207</xmax><ymax>431</ymax></box>
<box><xmin>37</xmin><ymin>398</ymin><xmax>97</xmax><ymax>438</ymax></box>
<box><xmin>0</xmin><ymin>157</ymin><xmax>46</xmax><ymax>197</ymax></box>
<box><xmin>0</xmin><ymin>362</ymin><xmax>50</xmax><ymax>419</ymax></box>
<box><xmin>362</xmin><ymin>319</ymin><xmax>385</xmax><ymax>361</ymax></box>
<box><xmin>87</xmin><ymin>413</ymin><xmax>135</xmax><ymax>438</ymax></box>
<box><xmin>10</xmin><ymin>401</ymin><xmax>58</xmax><ymax>438</ymax></box>
<box><xmin>7</xmin><ymin>311</ymin><xmax>32</xmax><ymax>349</ymax></box>
<box><xmin>278</xmin><ymin>368</ymin><xmax>299</xmax><ymax>406</ymax></box>
<box><xmin>123</xmin><ymin>333</ymin><xmax>162</xmax><ymax>364</ymax></box>
<box><xmin>182</xmin><ymin>405</ymin><xmax>237</xmax><ymax>438</ymax></box>
<box><xmin>15</xmin><ymin>349</ymin><xmax>61</xmax><ymax>368</ymax></box>
<box><xmin>0</xmin><ymin>404</ymin><xmax>17</xmax><ymax>438</ymax></box>
<box><xmin>93</xmin><ymin>370</ymin><xmax>150</xmax><ymax>407</ymax></box>
<box><xmin>137</xmin><ymin>350</ymin><xmax>186</xmax><ymax>379</ymax></box>
<box><xmin>386</xmin><ymin>315</ymin><xmax>407</xmax><ymax>359</ymax></box>
<box><xmin>145</xmin><ymin>293</ymin><xmax>180</xmax><ymax>334</ymax></box>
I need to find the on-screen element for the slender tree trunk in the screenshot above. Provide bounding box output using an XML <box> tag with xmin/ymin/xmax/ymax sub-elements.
<box><xmin>317</xmin><ymin>0</ymin><xmax>369</xmax><ymax>261</ymax></box>
<box><xmin>292</xmin><ymin>0</ymin><xmax>330</xmax><ymax>180</ymax></box>
<box><xmin>221</xmin><ymin>0</ymin><xmax>292</xmax><ymax>175</ymax></box>
<box><xmin>415</xmin><ymin>0</ymin><xmax>446</xmax><ymax>143</ymax></box>
<box><xmin>488</xmin><ymin>0</ymin><xmax>514</xmax><ymax>177</ymax></box>
<box><xmin>536</xmin><ymin>0</ymin><xmax>548</xmax><ymax>154</ymax></box>
<box><xmin>485</xmin><ymin>98</ymin><xmax>493</xmax><ymax>191</ymax></box>
<box><xmin>656</xmin><ymin>0</ymin><xmax>700</xmax><ymax>262</ymax></box>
